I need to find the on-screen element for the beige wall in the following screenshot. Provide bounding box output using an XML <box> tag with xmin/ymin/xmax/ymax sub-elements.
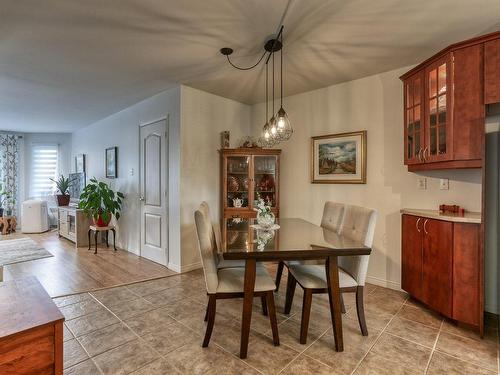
<box><xmin>180</xmin><ymin>85</ymin><xmax>251</xmax><ymax>270</ymax></box>
<box><xmin>250</xmin><ymin>66</ymin><xmax>482</xmax><ymax>291</ymax></box>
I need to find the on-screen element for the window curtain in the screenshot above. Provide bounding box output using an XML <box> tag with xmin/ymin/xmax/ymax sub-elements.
<box><xmin>0</xmin><ymin>134</ymin><xmax>20</xmax><ymax>215</ymax></box>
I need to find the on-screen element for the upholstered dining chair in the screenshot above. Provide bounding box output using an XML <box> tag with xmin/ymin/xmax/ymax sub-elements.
<box><xmin>199</xmin><ymin>201</ymin><xmax>245</xmax><ymax>269</ymax></box>
<box><xmin>284</xmin><ymin>204</ymin><xmax>377</xmax><ymax>344</ymax></box>
<box><xmin>275</xmin><ymin>202</ymin><xmax>346</xmax><ymax>290</ymax></box>
<box><xmin>195</xmin><ymin>205</ymin><xmax>280</xmax><ymax>348</ymax></box>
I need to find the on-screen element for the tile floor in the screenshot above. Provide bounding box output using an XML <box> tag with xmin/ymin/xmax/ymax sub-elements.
<box><xmin>56</xmin><ymin>267</ymin><xmax>499</xmax><ymax>375</ymax></box>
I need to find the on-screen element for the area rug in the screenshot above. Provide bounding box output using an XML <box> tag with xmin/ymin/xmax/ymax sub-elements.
<box><xmin>0</xmin><ymin>238</ymin><xmax>53</xmax><ymax>266</ymax></box>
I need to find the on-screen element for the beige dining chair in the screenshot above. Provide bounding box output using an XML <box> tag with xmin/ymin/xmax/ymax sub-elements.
<box><xmin>275</xmin><ymin>202</ymin><xmax>345</xmax><ymax>290</ymax></box>
<box><xmin>199</xmin><ymin>201</ymin><xmax>245</xmax><ymax>269</ymax></box>
<box><xmin>284</xmin><ymin>204</ymin><xmax>377</xmax><ymax>344</ymax></box>
<box><xmin>195</xmin><ymin>205</ymin><xmax>280</xmax><ymax>347</ymax></box>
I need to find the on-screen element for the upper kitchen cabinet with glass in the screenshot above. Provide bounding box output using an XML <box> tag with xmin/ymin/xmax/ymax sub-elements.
<box><xmin>220</xmin><ymin>148</ymin><xmax>281</xmax><ymax>219</ymax></box>
<box><xmin>400</xmin><ymin>39</ymin><xmax>490</xmax><ymax>171</ymax></box>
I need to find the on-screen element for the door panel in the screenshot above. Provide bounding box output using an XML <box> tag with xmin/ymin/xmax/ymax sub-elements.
<box><xmin>140</xmin><ymin>119</ymin><xmax>168</xmax><ymax>266</ymax></box>
<box><xmin>404</xmin><ymin>73</ymin><xmax>425</xmax><ymax>165</ymax></box>
<box><xmin>485</xmin><ymin>38</ymin><xmax>500</xmax><ymax>104</ymax></box>
<box><xmin>422</xmin><ymin>218</ymin><xmax>452</xmax><ymax>316</ymax></box>
<box><xmin>424</xmin><ymin>55</ymin><xmax>452</xmax><ymax>162</ymax></box>
<box><xmin>453</xmin><ymin>223</ymin><xmax>480</xmax><ymax>325</ymax></box>
<box><xmin>401</xmin><ymin>215</ymin><xmax>423</xmax><ymax>300</ymax></box>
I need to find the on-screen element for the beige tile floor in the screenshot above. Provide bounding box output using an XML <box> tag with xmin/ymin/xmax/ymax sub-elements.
<box><xmin>56</xmin><ymin>267</ymin><xmax>499</xmax><ymax>375</ymax></box>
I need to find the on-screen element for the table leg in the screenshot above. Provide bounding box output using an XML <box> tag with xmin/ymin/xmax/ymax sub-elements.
<box><xmin>240</xmin><ymin>258</ymin><xmax>256</xmax><ymax>359</ymax></box>
<box><xmin>94</xmin><ymin>231</ymin><xmax>98</xmax><ymax>254</ymax></box>
<box><xmin>88</xmin><ymin>229</ymin><xmax>91</xmax><ymax>250</ymax></box>
<box><xmin>111</xmin><ymin>229</ymin><xmax>117</xmax><ymax>251</ymax></box>
<box><xmin>106</xmin><ymin>231</ymin><xmax>109</xmax><ymax>247</ymax></box>
<box><xmin>326</xmin><ymin>255</ymin><xmax>343</xmax><ymax>351</ymax></box>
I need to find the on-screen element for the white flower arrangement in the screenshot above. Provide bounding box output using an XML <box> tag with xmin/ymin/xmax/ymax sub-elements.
<box><xmin>254</xmin><ymin>197</ymin><xmax>272</xmax><ymax>216</ymax></box>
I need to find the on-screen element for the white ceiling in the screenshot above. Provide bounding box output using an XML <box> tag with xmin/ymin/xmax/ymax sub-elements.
<box><xmin>1</xmin><ymin>0</ymin><xmax>499</xmax><ymax>133</ymax></box>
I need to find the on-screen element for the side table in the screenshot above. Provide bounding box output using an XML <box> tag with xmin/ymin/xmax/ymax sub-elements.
<box><xmin>87</xmin><ymin>225</ymin><xmax>116</xmax><ymax>254</ymax></box>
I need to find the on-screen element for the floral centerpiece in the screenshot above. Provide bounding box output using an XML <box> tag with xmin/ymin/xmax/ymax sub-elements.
<box><xmin>254</xmin><ymin>196</ymin><xmax>275</xmax><ymax>228</ymax></box>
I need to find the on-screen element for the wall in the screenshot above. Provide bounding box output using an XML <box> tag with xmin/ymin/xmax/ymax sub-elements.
<box><xmin>179</xmin><ymin>85</ymin><xmax>251</xmax><ymax>270</ymax></box>
<box><xmin>71</xmin><ymin>87</ymin><xmax>181</xmax><ymax>264</ymax></box>
<box><xmin>250</xmin><ymin>66</ymin><xmax>483</xmax><ymax>294</ymax></box>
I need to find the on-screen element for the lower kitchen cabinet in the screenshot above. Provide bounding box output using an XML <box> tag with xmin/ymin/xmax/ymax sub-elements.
<box><xmin>401</xmin><ymin>214</ymin><xmax>482</xmax><ymax>332</ymax></box>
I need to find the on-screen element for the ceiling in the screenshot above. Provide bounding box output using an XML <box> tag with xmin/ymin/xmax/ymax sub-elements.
<box><xmin>1</xmin><ymin>0</ymin><xmax>500</xmax><ymax>133</ymax></box>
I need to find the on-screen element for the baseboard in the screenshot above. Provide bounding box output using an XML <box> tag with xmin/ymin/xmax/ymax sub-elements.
<box><xmin>366</xmin><ymin>275</ymin><xmax>402</xmax><ymax>291</ymax></box>
<box><xmin>485</xmin><ymin>303</ymin><xmax>499</xmax><ymax>314</ymax></box>
<box><xmin>167</xmin><ymin>261</ymin><xmax>202</xmax><ymax>274</ymax></box>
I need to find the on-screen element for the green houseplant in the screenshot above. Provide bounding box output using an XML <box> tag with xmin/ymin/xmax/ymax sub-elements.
<box><xmin>78</xmin><ymin>178</ymin><xmax>124</xmax><ymax>226</ymax></box>
<box><xmin>50</xmin><ymin>175</ymin><xmax>75</xmax><ymax>206</ymax></box>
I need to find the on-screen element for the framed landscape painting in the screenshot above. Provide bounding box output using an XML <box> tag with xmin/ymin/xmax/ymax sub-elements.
<box><xmin>311</xmin><ymin>131</ymin><xmax>366</xmax><ymax>184</ymax></box>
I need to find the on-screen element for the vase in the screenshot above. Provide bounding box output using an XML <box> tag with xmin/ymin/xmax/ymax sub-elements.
<box><xmin>93</xmin><ymin>212</ymin><xmax>112</xmax><ymax>227</ymax></box>
<box><xmin>257</xmin><ymin>211</ymin><xmax>275</xmax><ymax>228</ymax></box>
<box><xmin>56</xmin><ymin>194</ymin><xmax>70</xmax><ymax>206</ymax></box>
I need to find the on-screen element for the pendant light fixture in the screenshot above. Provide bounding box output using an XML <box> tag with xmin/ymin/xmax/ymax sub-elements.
<box><xmin>220</xmin><ymin>25</ymin><xmax>291</xmax><ymax>147</ymax></box>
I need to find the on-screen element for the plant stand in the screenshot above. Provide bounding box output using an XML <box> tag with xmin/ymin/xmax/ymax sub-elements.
<box><xmin>87</xmin><ymin>225</ymin><xmax>116</xmax><ymax>254</ymax></box>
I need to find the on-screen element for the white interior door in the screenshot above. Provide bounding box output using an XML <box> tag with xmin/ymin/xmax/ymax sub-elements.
<box><xmin>140</xmin><ymin>119</ymin><xmax>168</xmax><ymax>265</ymax></box>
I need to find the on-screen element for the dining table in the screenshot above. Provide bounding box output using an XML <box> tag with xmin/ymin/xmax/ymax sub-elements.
<box><xmin>222</xmin><ymin>217</ymin><xmax>371</xmax><ymax>359</ymax></box>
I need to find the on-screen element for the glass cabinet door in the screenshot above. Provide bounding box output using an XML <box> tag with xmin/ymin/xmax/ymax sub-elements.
<box><xmin>425</xmin><ymin>58</ymin><xmax>450</xmax><ymax>161</ymax></box>
<box><xmin>225</xmin><ymin>156</ymin><xmax>250</xmax><ymax>209</ymax></box>
<box><xmin>404</xmin><ymin>73</ymin><xmax>424</xmax><ymax>164</ymax></box>
<box><xmin>253</xmin><ymin>155</ymin><xmax>278</xmax><ymax>208</ymax></box>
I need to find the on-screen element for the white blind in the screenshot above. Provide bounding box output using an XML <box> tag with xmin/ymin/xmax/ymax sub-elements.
<box><xmin>29</xmin><ymin>144</ymin><xmax>59</xmax><ymax>198</ymax></box>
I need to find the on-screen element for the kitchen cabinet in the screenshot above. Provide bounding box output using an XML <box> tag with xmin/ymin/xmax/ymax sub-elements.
<box><xmin>485</xmin><ymin>38</ymin><xmax>500</xmax><ymax>104</ymax></box>
<box><xmin>401</xmin><ymin>213</ymin><xmax>482</xmax><ymax>332</ymax></box>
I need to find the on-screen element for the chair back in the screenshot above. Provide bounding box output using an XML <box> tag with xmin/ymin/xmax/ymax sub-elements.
<box><xmin>320</xmin><ymin>202</ymin><xmax>345</xmax><ymax>233</ymax></box>
<box><xmin>338</xmin><ymin>204</ymin><xmax>377</xmax><ymax>286</ymax></box>
<box><xmin>199</xmin><ymin>202</ymin><xmax>219</xmax><ymax>251</ymax></box>
<box><xmin>194</xmin><ymin>206</ymin><xmax>219</xmax><ymax>294</ymax></box>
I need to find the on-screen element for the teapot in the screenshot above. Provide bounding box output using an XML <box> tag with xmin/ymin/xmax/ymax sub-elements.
<box><xmin>232</xmin><ymin>198</ymin><xmax>243</xmax><ymax>208</ymax></box>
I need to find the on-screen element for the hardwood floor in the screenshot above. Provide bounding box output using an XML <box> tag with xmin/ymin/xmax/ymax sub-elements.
<box><xmin>1</xmin><ymin>230</ymin><xmax>176</xmax><ymax>297</ymax></box>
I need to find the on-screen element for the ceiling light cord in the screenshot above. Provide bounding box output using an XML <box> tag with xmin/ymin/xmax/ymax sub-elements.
<box><xmin>266</xmin><ymin>62</ymin><xmax>269</xmax><ymax>120</ymax></box>
<box><xmin>280</xmin><ymin>31</ymin><xmax>283</xmax><ymax>108</ymax></box>
<box><xmin>272</xmin><ymin>52</ymin><xmax>275</xmax><ymax>115</ymax></box>
<box><xmin>225</xmin><ymin>51</ymin><xmax>267</xmax><ymax>71</ymax></box>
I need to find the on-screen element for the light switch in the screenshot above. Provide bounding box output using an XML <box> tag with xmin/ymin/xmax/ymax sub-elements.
<box><xmin>439</xmin><ymin>178</ymin><xmax>449</xmax><ymax>190</ymax></box>
<box><xmin>417</xmin><ymin>178</ymin><xmax>427</xmax><ymax>190</ymax></box>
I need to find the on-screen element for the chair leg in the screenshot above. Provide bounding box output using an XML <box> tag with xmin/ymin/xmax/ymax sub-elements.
<box><xmin>204</xmin><ymin>304</ymin><xmax>208</xmax><ymax>322</ymax></box>
<box><xmin>356</xmin><ymin>286</ymin><xmax>368</xmax><ymax>336</ymax></box>
<box><xmin>275</xmin><ymin>261</ymin><xmax>285</xmax><ymax>291</ymax></box>
<box><xmin>203</xmin><ymin>295</ymin><xmax>216</xmax><ymax>347</ymax></box>
<box><xmin>300</xmin><ymin>289</ymin><xmax>313</xmax><ymax>344</ymax></box>
<box><xmin>340</xmin><ymin>293</ymin><xmax>346</xmax><ymax>314</ymax></box>
<box><xmin>261</xmin><ymin>296</ymin><xmax>268</xmax><ymax>316</ymax></box>
<box><xmin>284</xmin><ymin>274</ymin><xmax>296</xmax><ymax>315</ymax></box>
<box><xmin>266</xmin><ymin>291</ymin><xmax>280</xmax><ymax>346</ymax></box>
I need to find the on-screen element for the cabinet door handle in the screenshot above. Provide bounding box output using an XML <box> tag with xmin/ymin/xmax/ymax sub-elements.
<box><xmin>422</xmin><ymin>147</ymin><xmax>428</xmax><ymax>162</ymax></box>
<box><xmin>423</xmin><ymin>219</ymin><xmax>429</xmax><ymax>235</ymax></box>
<box><xmin>416</xmin><ymin>218</ymin><xmax>422</xmax><ymax>232</ymax></box>
<box><xmin>417</xmin><ymin>148</ymin><xmax>423</xmax><ymax>162</ymax></box>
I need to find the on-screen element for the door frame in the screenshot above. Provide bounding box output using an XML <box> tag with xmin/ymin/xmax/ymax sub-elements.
<box><xmin>138</xmin><ymin>116</ymin><xmax>169</xmax><ymax>264</ymax></box>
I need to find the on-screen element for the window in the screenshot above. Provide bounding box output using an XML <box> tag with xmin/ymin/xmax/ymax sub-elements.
<box><xmin>29</xmin><ymin>144</ymin><xmax>59</xmax><ymax>198</ymax></box>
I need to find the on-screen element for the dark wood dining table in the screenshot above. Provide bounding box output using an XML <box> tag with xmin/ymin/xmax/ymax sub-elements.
<box><xmin>222</xmin><ymin>218</ymin><xmax>371</xmax><ymax>359</ymax></box>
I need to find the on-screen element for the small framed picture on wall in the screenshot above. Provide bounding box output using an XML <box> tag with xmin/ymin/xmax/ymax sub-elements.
<box><xmin>75</xmin><ymin>154</ymin><xmax>86</xmax><ymax>173</ymax></box>
<box><xmin>311</xmin><ymin>130</ymin><xmax>367</xmax><ymax>184</ymax></box>
<box><xmin>105</xmin><ymin>147</ymin><xmax>118</xmax><ymax>178</ymax></box>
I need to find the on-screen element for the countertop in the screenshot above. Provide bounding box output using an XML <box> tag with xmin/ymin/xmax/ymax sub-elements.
<box><xmin>400</xmin><ymin>208</ymin><xmax>481</xmax><ymax>224</ymax></box>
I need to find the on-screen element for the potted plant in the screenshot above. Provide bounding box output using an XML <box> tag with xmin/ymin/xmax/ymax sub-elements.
<box><xmin>4</xmin><ymin>197</ymin><xmax>15</xmax><ymax>216</ymax></box>
<box><xmin>78</xmin><ymin>177</ymin><xmax>124</xmax><ymax>226</ymax></box>
<box><xmin>0</xmin><ymin>184</ymin><xmax>12</xmax><ymax>217</ymax></box>
<box><xmin>50</xmin><ymin>175</ymin><xmax>74</xmax><ymax>206</ymax></box>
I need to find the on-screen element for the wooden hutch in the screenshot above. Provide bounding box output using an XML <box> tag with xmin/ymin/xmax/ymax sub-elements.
<box><xmin>220</xmin><ymin>148</ymin><xmax>281</xmax><ymax>249</ymax></box>
<box><xmin>399</xmin><ymin>30</ymin><xmax>500</xmax><ymax>335</ymax></box>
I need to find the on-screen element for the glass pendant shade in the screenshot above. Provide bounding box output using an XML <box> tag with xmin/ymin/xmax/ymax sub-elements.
<box><xmin>276</xmin><ymin>106</ymin><xmax>292</xmax><ymax>140</ymax></box>
<box><xmin>269</xmin><ymin>116</ymin><xmax>278</xmax><ymax>137</ymax></box>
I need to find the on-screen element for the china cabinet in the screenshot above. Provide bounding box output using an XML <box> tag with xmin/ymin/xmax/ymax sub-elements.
<box><xmin>220</xmin><ymin>148</ymin><xmax>281</xmax><ymax>246</ymax></box>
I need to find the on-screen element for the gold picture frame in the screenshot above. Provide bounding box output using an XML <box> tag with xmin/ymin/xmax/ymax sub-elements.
<box><xmin>311</xmin><ymin>130</ymin><xmax>366</xmax><ymax>184</ymax></box>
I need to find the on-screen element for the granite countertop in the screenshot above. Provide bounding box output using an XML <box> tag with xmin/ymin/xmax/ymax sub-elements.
<box><xmin>400</xmin><ymin>208</ymin><xmax>481</xmax><ymax>224</ymax></box>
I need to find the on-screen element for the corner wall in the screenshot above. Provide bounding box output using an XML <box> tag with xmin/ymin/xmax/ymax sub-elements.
<box><xmin>179</xmin><ymin>85</ymin><xmax>251</xmax><ymax>271</ymax></box>
<box><xmin>250</xmin><ymin>66</ymin><xmax>483</xmax><ymax>293</ymax></box>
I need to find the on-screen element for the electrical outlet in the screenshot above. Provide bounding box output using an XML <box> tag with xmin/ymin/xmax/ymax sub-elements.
<box><xmin>129</xmin><ymin>168</ymin><xmax>134</xmax><ymax>176</ymax></box>
<box><xmin>439</xmin><ymin>178</ymin><xmax>449</xmax><ymax>190</ymax></box>
<box><xmin>417</xmin><ymin>178</ymin><xmax>427</xmax><ymax>190</ymax></box>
